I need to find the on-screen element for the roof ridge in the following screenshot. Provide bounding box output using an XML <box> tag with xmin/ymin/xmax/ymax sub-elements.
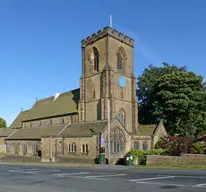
<box><xmin>35</xmin><ymin>88</ymin><xmax>80</xmax><ymax>102</ymax></box>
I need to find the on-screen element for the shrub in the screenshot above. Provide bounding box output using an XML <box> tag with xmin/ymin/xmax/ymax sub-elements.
<box><xmin>155</xmin><ymin>136</ymin><xmax>195</xmax><ymax>156</ymax></box>
<box><xmin>129</xmin><ymin>148</ymin><xmax>165</xmax><ymax>165</ymax></box>
<box><xmin>193</xmin><ymin>143</ymin><xmax>205</xmax><ymax>154</ymax></box>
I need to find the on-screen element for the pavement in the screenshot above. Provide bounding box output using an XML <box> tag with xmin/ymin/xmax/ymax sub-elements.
<box><xmin>0</xmin><ymin>164</ymin><xmax>205</xmax><ymax>192</ymax></box>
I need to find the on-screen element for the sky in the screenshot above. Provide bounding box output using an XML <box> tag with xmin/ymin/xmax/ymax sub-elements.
<box><xmin>1</xmin><ymin>0</ymin><xmax>206</xmax><ymax>126</ymax></box>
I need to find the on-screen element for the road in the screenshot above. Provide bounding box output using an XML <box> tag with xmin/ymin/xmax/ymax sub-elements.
<box><xmin>0</xmin><ymin>164</ymin><xmax>205</xmax><ymax>192</ymax></box>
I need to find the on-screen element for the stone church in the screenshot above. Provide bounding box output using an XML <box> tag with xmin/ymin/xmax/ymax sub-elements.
<box><xmin>4</xmin><ymin>26</ymin><xmax>167</xmax><ymax>164</ymax></box>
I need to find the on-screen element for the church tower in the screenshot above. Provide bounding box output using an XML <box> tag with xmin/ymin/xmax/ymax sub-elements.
<box><xmin>78</xmin><ymin>26</ymin><xmax>138</xmax><ymax>134</ymax></box>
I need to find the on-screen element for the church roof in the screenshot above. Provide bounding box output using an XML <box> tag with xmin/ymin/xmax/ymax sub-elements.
<box><xmin>0</xmin><ymin>128</ymin><xmax>16</xmax><ymax>137</ymax></box>
<box><xmin>138</xmin><ymin>124</ymin><xmax>157</xmax><ymax>136</ymax></box>
<box><xmin>6</xmin><ymin>121</ymin><xmax>107</xmax><ymax>140</ymax></box>
<box><xmin>6</xmin><ymin>125</ymin><xmax>66</xmax><ymax>140</ymax></box>
<box><xmin>23</xmin><ymin>89</ymin><xmax>80</xmax><ymax>121</ymax></box>
<box><xmin>59</xmin><ymin>121</ymin><xmax>108</xmax><ymax>138</ymax></box>
<box><xmin>9</xmin><ymin>110</ymin><xmax>30</xmax><ymax>129</ymax></box>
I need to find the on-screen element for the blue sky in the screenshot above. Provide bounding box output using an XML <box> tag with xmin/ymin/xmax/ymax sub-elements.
<box><xmin>1</xmin><ymin>0</ymin><xmax>206</xmax><ymax>126</ymax></box>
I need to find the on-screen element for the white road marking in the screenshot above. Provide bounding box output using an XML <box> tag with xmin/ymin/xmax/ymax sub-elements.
<box><xmin>54</xmin><ymin>172</ymin><xmax>125</xmax><ymax>180</ymax></box>
<box><xmin>9</xmin><ymin>169</ymin><xmax>60</xmax><ymax>174</ymax></box>
<box><xmin>136</xmin><ymin>181</ymin><xmax>186</xmax><ymax>187</ymax></box>
<box><xmin>157</xmin><ymin>175</ymin><xmax>206</xmax><ymax>179</ymax></box>
<box><xmin>193</xmin><ymin>183</ymin><xmax>206</xmax><ymax>188</ymax></box>
<box><xmin>84</xmin><ymin>174</ymin><xmax>126</xmax><ymax>178</ymax></box>
<box><xmin>130</xmin><ymin>176</ymin><xmax>175</xmax><ymax>182</ymax></box>
<box><xmin>62</xmin><ymin>175</ymin><xmax>108</xmax><ymax>181</ymax></box>
<box><xmin>0</xmin><ymin>184</ymin><xmax>34</xmax><ymax>192</ymax></box>
<box><xmin>54</xmin><ymin>172</ymin><xmax>91</xmax><ymax>177</ymax></box>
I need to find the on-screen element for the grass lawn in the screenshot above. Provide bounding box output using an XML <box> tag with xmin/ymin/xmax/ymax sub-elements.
<box><xmin>135</xmin><ymin>165</ymin><xmax>206</xmax><ymax>170</ymax></box>
<box><xmin>0</xmin><ymin>161</ymin><xmax>96</xmax><ymax>167</ymax></box>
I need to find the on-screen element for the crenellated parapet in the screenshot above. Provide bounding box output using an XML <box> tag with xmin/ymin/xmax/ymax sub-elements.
<box><xmin>81</xmin><ymin>26</ymin><xmax>134</xmax><ymax>47</ymax></box>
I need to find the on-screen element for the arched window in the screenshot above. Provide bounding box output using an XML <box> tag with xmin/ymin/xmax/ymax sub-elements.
<box><xmin>68</xmin><ymin>144</ymin><xmax>71</xmax><ymax>152</ymax></box>
<box><xmin>72</xmin><ymin>143</ymin><xmax>76</xmax><ymax>152</ymax></box>
<box><xmin>93</xmin><ymin>47</ymin><xmax>99</xmax><ymax>71</ymax></box>
<box><xmin>33</xmin><ymin>144</ymin><xmax>38</xmax><ymax>155</ymax></box>
<box><xmin>89</xmin><ymin>47</ymin><xmax>99</xmax><ymax>72</ymax></box>
<box><xmin>142</xmin><ymin>141</ymin><xmax>148</xmax><ymax>151</ymax></box>
<box><xmin>110</xmin><ymin>128</ymin><xmax>125</xmax><ymax>153</ymax></box>
<box><xmin>22</xmin><ymin>144</ymin><xmax>27</xmax><ymax>155</ymax></box>
<box><xmin>116</xmin><ymin>47</ymin><xmax>126</xmax><ymax>73</ymax></box>
<box><xmin>118</xmin><ymin>109</ymin><xmax>125</xmax><ymax>127</ymax></box>
<box><xmin>82</xmin><ymin>144</ymin><xmax>85</xmax><ymax>153</ymax></box>
<box><xmin>117</xmin><ymin>52</ymin><xmax>123</xmax><ymax>70</ymax></box>
<box><xmin>85</xmin><ymin>144</ymin><xmax>89</xmax><ymax>153</ymax></box>
<box><xmin>134</xmin><ymin>141</ymin><xmax>140</xmax><ymax>149</ymax></box>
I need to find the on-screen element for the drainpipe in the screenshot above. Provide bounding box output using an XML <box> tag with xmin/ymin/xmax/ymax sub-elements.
<box><xmin>50</xmin><ymin>136</ymin><xmax>52</xmax><ymax>162</ymax></box>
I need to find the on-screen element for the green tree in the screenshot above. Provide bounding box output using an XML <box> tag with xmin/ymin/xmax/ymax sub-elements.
<box><xmin>137</xmin><ymin>62</ymin><xmax>187</xmax><ymax>124</ymax></box>
<box><xmin>137</xmin><ymin>63</ymin><xmax>206</xmax><ymax>137</ymax></box>
<box><xmin>0</xmin><ymin>117</ymin><xmax>7</xmax><ymax>128</ymax></box>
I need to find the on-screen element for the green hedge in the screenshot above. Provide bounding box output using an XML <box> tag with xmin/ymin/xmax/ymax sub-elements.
<box><xmin>126</xmin><ymin>148</ymin><xmax>166</xmax><ymax>165</ymax></box>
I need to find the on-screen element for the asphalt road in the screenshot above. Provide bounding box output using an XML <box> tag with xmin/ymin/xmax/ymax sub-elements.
<box><xmin>0</xmin><ymin>164</ymin><xmax>205</xmax><ymax>192</ymax></box>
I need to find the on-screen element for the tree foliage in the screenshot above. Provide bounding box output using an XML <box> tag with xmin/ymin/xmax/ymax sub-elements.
<box><xmin>155</xmin><ymin>136</ymin><xmax>195</xmax><ymax>156</ymax></box>
<box><xmin>155</xmin><ymin>136</ymin><xmax>205</xmax><ymax>155</ymax></box>
<box><xmin>137</xmin><ymin>63</ymin><xmax>206</xmax><ymax>137</ymax></box>
<box><xmin>0</xmin><ymin>117</ymin><xmax>7</xmax><ymax>128</ymax></box>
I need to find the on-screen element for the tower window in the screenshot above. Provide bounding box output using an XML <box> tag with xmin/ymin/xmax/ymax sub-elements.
<box><xmin>89</xmin><ymin>47</ymin><xmax>99</xmax><ymax>72</ymax></box>
<box><xmin>117</xmin><ymin>52</ymin><xmax>123</xmax><ymax>70</ymax></box>
<box><xmin>116</xmin><ymin>47</ymin><xmax>126</xmax><ymax>73</ymax></box>
<box><xmin>93</xmin><ymin>47</ymin><xmax>99</xmax><ymax>71</ymax></box>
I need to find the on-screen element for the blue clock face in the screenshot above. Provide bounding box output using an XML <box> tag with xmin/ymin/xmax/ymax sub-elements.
<box><xmin>118</xmin><ymin>76</ymin><xmax>126</xmax><ymax>88</ymax></box>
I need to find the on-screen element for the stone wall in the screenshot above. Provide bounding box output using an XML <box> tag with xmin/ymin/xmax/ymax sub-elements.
<box><xmin>61</xmin><ymin>136</ymin><xmax>98</xmax><ymax>159</ymax></box>
<box><xmin>5</xmin><ymin>140</ymin><xmax>40</xmax><ymax>156</ymax></box>
<box><xmin>41</xmin><ymin>136</ymin><xmax>98</xmax><ymax>163</ymax></box>
<box><xmin>0</xmin><ymin>155</ymin><xmax>41</xmax><ymax>163</ymax></box>
<box><xmin>57</xmin><ymin>156</ymin><xmax>95</xmax><ymax>164</ymax></box>
<box><xmin>147</xmin><ymin>154</ymin><xmax>206</xmax><ymax>166</ymax></box>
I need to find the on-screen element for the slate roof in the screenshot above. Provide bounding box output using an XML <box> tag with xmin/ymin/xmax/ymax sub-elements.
<box><xmin>9</xmin><ymin>110</ymin><xmax>30</xmax><ymax>129</ymax></box>
<box><xmin>0</xmin><ymin>128</ymin><xmax>16</xmax><ymax>137</ymax></box>
<box><xmin>59</xmin><ymin>121</ymin><xmax>108</xmax><ymax>138</ymax></box>
<box><xmin>6</xmin><ymin>120</ymin><xmax>107</xmax><ymax>140</ymax></box>
<box><xmin>23</xmin><ymin>89</ymin><xmax>80</xmax><ymax>121</ymax></box>
<box><xmin>6</xmin><ymin>125</ymin><xmax>66</xmax><ymax>140</ymax></box>
<box><xmin>138</xmin><ymin>124</ymin><xmax>158</xmax><ymax>136</ymax></box>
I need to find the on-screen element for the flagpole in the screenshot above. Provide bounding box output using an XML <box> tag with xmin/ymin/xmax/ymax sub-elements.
<box><xmin>110</xmin><ymin>15</ymin><xmax>112</xmax><ymax>28</ymax></box>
